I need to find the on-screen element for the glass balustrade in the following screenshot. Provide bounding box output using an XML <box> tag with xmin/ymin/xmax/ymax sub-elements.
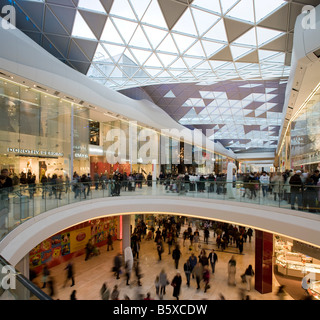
<box><xmin>0</xmin><ymin>180</ymin><xmax>319</xmax><ymax>242</ymax></box>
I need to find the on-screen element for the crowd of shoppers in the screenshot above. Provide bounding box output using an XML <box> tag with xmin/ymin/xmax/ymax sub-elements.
<box><xmin>1</xmin><ymin>168</ymin><xmax>319</xmax><ymax>213</ymax></box>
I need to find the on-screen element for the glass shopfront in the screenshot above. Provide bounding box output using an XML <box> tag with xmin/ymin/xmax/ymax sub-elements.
<box><xmin>0</xmin><ymin>79</ymin><xmax>72</xmax><ymax>184</ymax></box>
<box><xmin>0</xmin><ymin>78</ymin><xmax>235</xmax><ymax>185</ymax></box>
<box><xmin>290</xmin><ymin>93</ymin><xmax>320</xmax><ymax>172</ymax></box>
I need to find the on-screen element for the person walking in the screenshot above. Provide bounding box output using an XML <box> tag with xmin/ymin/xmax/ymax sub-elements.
<box><xmin>193</xmin><ymin>229</ymin><xmax>200</xmax><ymax>252</ymax></box>
<box><xmin>183</xmin><ymin>259</ymin><xmax>192</xmax><ymax>287</ymax></box>
<box><xmin>155</xmin><ymin>275</ymin><xmax>160</xmax><ymax>296</ymax></box>
<box><xmin>63</xmin><ymin>261</ymin><xmax>75</xmax><ymax>287</ymax></box>
<box><xmin>134</xmin><ymin>259</ymin><xmax>142</xmax><ymax>286</ymax></box>
<box><xmin>107</xmin><ymin>233</ymin><xmax>114</xmax><ymax>251</ymax></box>
<box><xmin>244</xmin><ymin>264</ymin><xmax>254</xmax><ymax>291</ymax></box>
<box><xmin>41</xmin><ymin>264</ymin><xmax>50</xmax><ymax>289</ymax></box>
<box><xmin>247</xmin><ymin>228</ymin><xmax>253</xmax><ymax>243</ymax></box>
<box><xmin>208</xmin><ymin>249</ymin><xmax>218</xmax><ymax>274</ymax></box>
<box><xmin>171</xmin><ymin>272</ymin><xmax>182</xmax><ymax>300</ymax></box>
<box><xmin>189</xmin><ymin>253</ymin><xmax>197</xmax><ymax>279</ymax></box>
<box><xmin>100</xmin><ymin>282</ymin><xmax>110</xmax><ymax>300</ymax></box>
<box><xmin>157</xmin><ymin>239</ymin><xmax>164</xmax><ymax>261</ymax></box>
<box><xmin>228</xmin><ymin>256</ymin><xmax>236</xmax><ymax>286</ymax></box>
<box><xmin>111</xmin><ymin>285</ymin><xmax>120</xmax><ymax>300</ymax></box>
<box><xmin>203</xmin><ymin>266</ymin><xmax>210</xmax><ymax>293</ymax></box>
<box><xmin>113</xmin><ymin>253</ymin><xmax>122</xmax><ymax>279</ymax></box>
<box><xmin>70</xmin><ymin>289</ymin><xmax>77</xmax><ymax>300</ymax></box>
<box><xmin>172</xmin><ymin>245</ymin><xmax>181</xmax><ymax>269</ymax></box>
<box><xmin>192</xmin><ymin>262</ymin><xmax>203</xmax><ymax>290</ymax></box>
<box><xmin>159</xmin><ymin>269</ymin><xmax>168</xmax><ymax>298</ymax></box>
<box><xmin>238</xmin><ymin>235</ymin><xmax>244</xmax><ymax>254</ymax></box>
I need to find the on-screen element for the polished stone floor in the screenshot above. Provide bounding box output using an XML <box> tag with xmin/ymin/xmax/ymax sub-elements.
<box><xmin>34</xmin><ymin>226</ymin><xmax>293</xmax><ymax>301</ymax></box>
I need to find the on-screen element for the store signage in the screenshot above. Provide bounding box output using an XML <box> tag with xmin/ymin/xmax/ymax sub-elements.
<box><xmin>7</xmin><ymin>148</ymin><xmax>64</xmax><ymax>157</ymax></box>
<box><xmin>74</xmin><ymin>153</ymin><xmax>89</xmax><ymax>159</ymax></box>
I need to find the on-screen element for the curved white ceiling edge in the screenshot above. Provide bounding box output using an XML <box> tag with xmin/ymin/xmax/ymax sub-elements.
<box><xmin>277</xmin><ymin>4</ymin><xmax>320</xmax><ymax>155</ymax></box>
<box><xmin>0</xmin><ymin>20</ymin><xmax>235</xmax><ymax>159</ymax></box>
<box><xmin>1</xmin><ymin>196</ymin><xmax>320</xmax><ymax>266</ymax></box>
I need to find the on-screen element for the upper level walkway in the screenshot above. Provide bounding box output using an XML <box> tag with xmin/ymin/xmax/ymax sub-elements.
<box><xmin>0</xmin><ymin>180</ymin><xmax>320</xmax><ymax>266</ymax></box>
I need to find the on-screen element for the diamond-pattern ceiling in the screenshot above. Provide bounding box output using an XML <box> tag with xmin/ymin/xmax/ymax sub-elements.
<box><xmin>120</xmin><ymin>79</ymin><xmax>287</xmax><ymax>152</ymax></box>
<box><xmin>2</xmin><ymin>0</ymin><xmax>317</xmax><ymax>90</ymax></box>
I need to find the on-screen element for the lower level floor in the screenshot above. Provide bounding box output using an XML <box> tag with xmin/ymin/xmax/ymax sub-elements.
<box><xmin>30</xmin><ymin>223</ymin><xmax>310</xmax><ymax>300</ymax></box>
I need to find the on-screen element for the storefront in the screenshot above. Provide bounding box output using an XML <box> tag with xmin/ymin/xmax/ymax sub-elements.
<box><xmin>0</xmin><ymin>79</ymin><xmax>91</xmax><ymax>182</ymax></box>
<box><xmin>0</xmin><ymin>78</ymin><xmax>235</xmax><ymax>185</ymax></box>
<box><xmin>288</xmin><ymin>93</ymin><xmax>320</xmax><ymax>172</ymax></box>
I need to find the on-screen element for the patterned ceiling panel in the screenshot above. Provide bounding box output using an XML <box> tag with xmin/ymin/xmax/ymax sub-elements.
<box><xmin>120</xmin><ymin>79</ymin><xmax>287</xmax><ymax>152</ymax></box>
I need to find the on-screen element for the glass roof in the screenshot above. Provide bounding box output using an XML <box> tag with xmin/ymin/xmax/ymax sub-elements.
<box><xmin>7</xmin><ymin>0</ymin><xmax>316</xmax><ymax>152</ymax></box>
<box><xmin>69</xmin><ymin>0</ymin><xmax>291</xmax><ymax>90</ymax></box>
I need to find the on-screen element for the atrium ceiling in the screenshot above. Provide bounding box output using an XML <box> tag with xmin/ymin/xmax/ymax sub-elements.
<box><xmin>1</xmin><ymin>0</ymin><xmax>319</xmax><ymax>153</ymax></box>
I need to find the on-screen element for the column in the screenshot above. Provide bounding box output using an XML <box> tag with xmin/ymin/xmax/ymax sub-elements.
<box><xmin>255</xmin><ymin>230</ymin><xmax>273</xmax><ymax>294</ymax></box>
<box><xmin>121</xmin><ymin>214</ymin><xmax>131</xmax><ymax>252</ymax></box>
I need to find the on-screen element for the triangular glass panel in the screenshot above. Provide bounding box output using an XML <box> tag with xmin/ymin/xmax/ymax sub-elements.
<box><xmin>171</xmin><ymin>33</ymin><xmax>196</xmax><ymax>54</ymax></box>
<box><xmin>172</xmin><ymin>8</ymin><xmax>198</xmax><ymax>36</ymax></box>
<box><xmin>191</xmin><ymin>8</ymin><xmax>220</xmax><ymax>36</ymax></box>
<box><xmin>168</xmin><ymin>69</ymin><xmax>185</xmax><ymax>77</ymax></box>
<box><xmin>221</xmin><ymin>0</ymin><xmax>241</xmax><ymax>14</ymax></box>
<box><xmin>129</xmin><ymin>25</ymin><xmax>151</xmax><ymax>49</ymax></box>
<box><xmin>183</xmin><ymin>57</ymin><xmax>202</xmax><ymax>68</ymax></box>
<box><xmin>100</xmin><ymin>18</ymin><xmax>124</xmax><ymax>44</ymax></box>
<box><xmin>192</xmin><ymin>0</ymin><xmax>221</xmax><ymax>15</ymax></box>
<box><xmin>232</xmin><ymin>28</ymin><xmax>257</xmax><ymax>47</ymax></box>
<box><xmin>131</xmin><ymin>68</ymin><xmax>150</xmax><ymax>78</ymax></box>
<box><xmin>142</xmin><ymin>25</ymin><xmax>168</xmax><ymax>49</ymax></box>
<box><xmin>157</xmin><ymin>52</ymin><xmax>178</xmax><ymax>67</ymax></box>
<box><xmin>201</xmin><ymin>40</ymin><xmax>224</xmax><ymax>57</ymax></box>
<box><xmin>185</xmin><ymin>41</ymin><xmax>206</xmax><ymax>57</ymax></box>
<box><xmin>226</xmin><ymin>0</ymin><xmax>255</xmax><ymax>23</ymax></box>
<box><xmin>264</xmin><ymin>52</ymin><xmax>285</xmax><ymax>64</ymax></box>
<box><xmin>112</xmin><ymin>18</ymin><xmax>138</xmax><ymax>44</ymax></box>
<box><xmin>256</xmin><ymin>27</ymin><xmax>284</xmax><ymax>46</ymax></box>
<box><xmin>141</xmin><ymin>0</ymin><xmax>168</xmax><ymax>29</ymax></box>
<box><xmin>130</xmin><ymin>48</ymin><xmax>152</xmax><ymax>65</ymax></box>
<box><xmin>109</xmin><ymin>0</ymin><xmax>136</xmax><ymax>20</ymax></box>
<box><xmin>209</xmin><ymin>60</ymin><xmax>229</xmax><ymax>69</ymax></box>
<box><xmin>95</xmin><ymin>63</ymin><xmax>115</xmax><ymax>77</ymax></box>
<box><xmin>78</xmin><ymin>0</ymin><xmax>106</xmax><ymax>13</ymax></box>
<box><xmin>145</xmin><ymin>53</ymin><xmax>163</xmax><ymax>67</ymax></box>
<box><xmin>194</xmin><ymin>61</ymin><xmax>213</xmax><ymax>71</ymax></box>
<box><xmin>203</xmin><ymin>19</ymin><xmax>228</xmax><ymax>43</ymax></box>
<box><xmin>120</xmin><ymin>48</ymin><xmax>138</xmax><ymax>65</ymax></box>
<box><xmin>72</xmin><ymin>11</ymin><xmax>97</xmax><ymax>40</ymax></box>
<box><xmin>170</xmin><ymin>58</ymin><xmax>187</xmax><ymax>69</ymax></box>
<box><xmin>103</xmin><ymin>43</ymin><xmax>126</xmax><ymax>63</ymax></box>
<box><xmin>157</xmin><ymin>34</ymin><xmax>179</xmax><ymax>54</ymax></box>
<box><xmin>129</xmin><ymin>0</ymin><xmax>152</xmax><ymax>20</ymax></box>
<box><xmin>254</xmin><ymin>0</ymin><xmax>285</xmax><ymax>23</ymax></box>
<box><xmin>230</xmin><ymin>45</ymin><xmax>253</xmax><ymax>60</ymax></box>
<box><xmin>145</xmin><ymin>68</ymin><xmax>162</xmax><ymax>77</ymax></box>
<box><xmin>164</xmin><ymin>90</ymin><xmax>176</xmax><ymax>98</ymax></box>
<box><xmin>258</xmin><ymin>49</ymin><xmax>279</xmax><ymax>61</ymax></box>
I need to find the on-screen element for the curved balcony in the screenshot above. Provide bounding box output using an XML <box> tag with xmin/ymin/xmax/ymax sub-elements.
<box><xmin>0</xmin><ymin>180</ymin><xmax>319</xmax><ymax>250</ymax></box>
